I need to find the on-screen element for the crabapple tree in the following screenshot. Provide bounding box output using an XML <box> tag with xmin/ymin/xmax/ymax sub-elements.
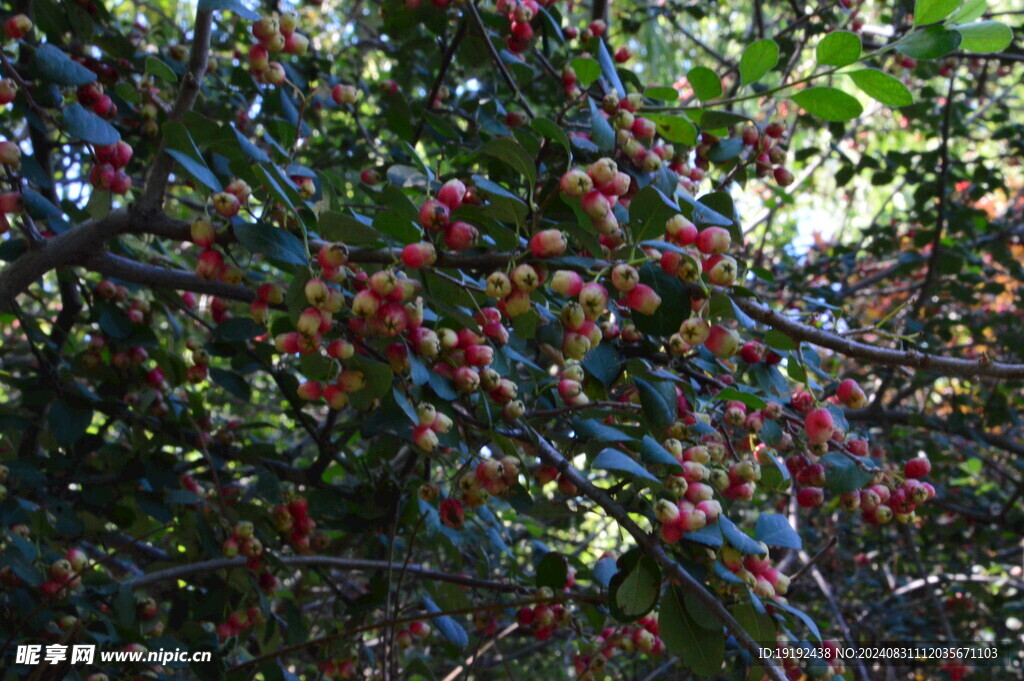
<box><xmin>0</xmin><ymin>0</ymin><xmax>1022</xmax><ymax>680</ymax></box>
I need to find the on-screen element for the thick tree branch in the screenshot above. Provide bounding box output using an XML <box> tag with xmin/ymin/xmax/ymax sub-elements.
<box><xmin>87</xmin><ymin>253</ymin><xmax>257</xmax><ymax>303</ymax></box>
<box><xmin>732</xmin><ymin>295</ymin><xmax>1024</xmax><ymax>380</ymax></box>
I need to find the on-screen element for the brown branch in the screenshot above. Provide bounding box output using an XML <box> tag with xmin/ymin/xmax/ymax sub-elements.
<box><xmin>731</xmin><ymin>295</ymin><xmax>1024</xmax><ymax>380</ymax></box>
<box><xmin>465</xmin><ymin>1</ymin><xmax>535</xmax><ymax>119</ymax></box>
<box><xmin>907</xmin><ymin>75</ymin><xmax>955</xmax><ymax>322</ymax></box>
<box><xmin>414</xmin><ymin>19</ymin><xmax>467</xmax><ymax>144</ymax></box>
<box><xmin>86</xmin><ymin>252</ymin><xmax>258</xmax><ymax>303</ymax></box>
<box><xmin>138</xmin><ymin>9</ymin><xmax>215</xmax><ymax>211</ymax></box>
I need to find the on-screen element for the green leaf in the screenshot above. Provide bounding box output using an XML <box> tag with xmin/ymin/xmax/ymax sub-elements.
<box><xmin>234</xmin><ymin>222</ymin><xmax>309</xmax><ymax>266</ymax></box>
<box><xmin>713</xmin><ymin>387</ymin><xmax>766</xmax><ymax>410</ymax></box>
<box><xmin>719</xmin><ymin>515</ymin><xmax>767</xmax><ymax>555</ymax></box>
<box><xmin>774</xmin><ymin>600</ymin><xmax>822</xmax><ymax>641</ymax></box>
<box><xmin>645</xmin><ymin>114</ymin><xmax>699</xmax><ymax>146</ymax></box>
<box><xmin>949</xmin><ymin>0</ymin><xmax>986</xmax><ymax>24</ymax></box>
<box><xmin>573</xmin><ymin>418</ymin><xmax>634</xmax><ymax>443</ymax></box>
<box><xmin>732</xmin><ymin>600</ymin><xmax>776</xmax><ymax>645</ymax></box>
<box><xmin>739</xmin><ymin>39</ymin><xmax>779</xmax><ymax>85</ymax></box>
<box><xmin>144</xmin><ymin>56</ymin><xmax>177</xmax><ymax>83</ymax></box>
<box><xmin>790</xmin><ymin>87</ymin><xmax>863</xmax><ymax>122</ymax></box>
<box><xmin>535</xmin><ymin>551</ymin><xmax>569</xmax><ymax>590</ymax></box>
<box><xmin>660</xmin><ymin>584</ymin><xmax>725</xmax><ymax>676</ymax></box>
<box><xmin>698</xmin><ymin>110</ymin><xmax>753</xmax><ymax>130</ymax></box>
<box><xmin>592</xmin><ymin>448</ymin><xmax>660</xmax><ymax>485</ymax></box>
<box><xmin>764</xmin><ymin>329</ymin><xmax>796</xmax><ymax>351</ymax></box>
<box><xmin>848</xmin><ymin>69</ymin><xmax>914</xmax><ymax>106</ymax></box>
<box><xmin>530</xmin><ymin>117</ymin><xmax>572</xmax><ymax>159</ymax></box>
<box><xmin>479</xmin><ymin>137</ymin><xmax>536</xmax><ymax>188</ymax></box>
<box><xmin>954</xmin><ymin>21</ymin><xmax>1013</xmax><ymax>53</ymax></box>
<box><xmin>63</xmin><ymin>103</ymin><xmax>120</xmax><ymax>145</ymax></box>
<box><xmin>34</xmin><ymin>44</ymin><xmax>97</xmax><ymax>86</ymax></box>
<box><xmin>914</xmin><ymin>0</ymin><xmax>962</xmax><ymax>26</ymax></box>
<box><xmin>644</xmin><ymin>85</ymin><xmax>680</xmax><ymax>101</ymax></box>
<box><xmin>639</xmin><ymin>435</ymin><xmax>684</xmax><ymax>471</ymax></box>
<box><xmin>630</xmin><ymin>185</ymin><xmax>680</xmax><ymax>242</ymax></box>
<box><xmin>896</xmin><ymin>25</ymin><xmax>962</xmax><ymax>59</ymax></box>
<box><xmin>589</xmin><ymin>99</ymin><xmax>615</xmax><ymax>152</ymax></box>
<box><xmin>423</xmin><ymin>596</ymin><xmax>468</xmax><ymax>649</ymax></box>
<box><xmin>163</xmin><ymin>122</ymin><xmax>221</xmax><ymax>191</ymax></box>
<box><xmin>570</xmin><ymin>57</ymin><xmax>601</xmax><ymax>87</ymax></box>
<box><xmin>49</xmin><ymin>400</ymin><xmax>92</xmax><ymax>446</ymax></box>
<box><xmin>822</xmin><ymin>451</ymin><xmax>875</xmax><ymax>494</ymax></box>
<box><xmin>631</xmin><ymin>264</ymin><xmax>689</xmax><ymax>338</ymax></box>
<box><xmin>755</xmin><ymin>513</ymin><xmax>802</xmax><ymax>550</ymax></box>
<box><xmin>209</xmin><ymin>367</ymin><xmax>252</xmax><ymax>401</ymax></box>
<box><xmin>816</xmin><ymin>31</ymin><xmax>862</xmax><ymax>67</ymax></box>
<box><xmin>687</xmin><ymin>66</ymin><xmax>723</xmax><ymax>101</ymax></box>
<box><xmin>213</xmin><ymin>317</ymin><xmax>265</xmax><ymax>342</ymax></box>
<box><xmin>596</xmin><ymin>40</ymin><xmax>626</xmax><ymax>97</ymax></box>
<box><xmin>608</xmin><ymin>551</ymin><xmax>661</xmax><ymax>621</ymax></box>
<box><xmin>347</xmin><ymin>356</ymin><xmax>394</xmax><ymax>403</ymax></box>
<box><xmin>635</xmin><ymin>378</ymin><xmax>675</xmax><ymax>428</ymax></box>
<box><xmin>319</xmin><ymin>211</ymin><xmax>381</xmax><ymax>245</ymax></box>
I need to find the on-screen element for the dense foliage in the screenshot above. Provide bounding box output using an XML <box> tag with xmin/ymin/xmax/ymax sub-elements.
<box><xmin>0</xmin><ymin>0</ymin><xmax>1022</xmax><ymax>680</ymax></box>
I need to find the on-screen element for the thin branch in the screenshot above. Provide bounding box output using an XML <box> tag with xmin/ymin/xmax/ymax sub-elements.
<box><xmin>465</xmin><ymin>1</ymin><xmax>535</xmax><ymax>119</ymax></box>
<box><xmin>514</xmin><ymin>424</ymin><xmax>788</xmax><ymax>681</ymax></box>
<box><xmin>138</xmin><ymin>9</ymin><xmax>215</xmax><ymax>211</ymax></box>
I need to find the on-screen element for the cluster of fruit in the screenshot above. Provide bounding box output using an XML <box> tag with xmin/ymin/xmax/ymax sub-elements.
<box><xmin>249</xmin><ymin>12</ymin><xmax>309</xmax><ymax>86</ymax></box>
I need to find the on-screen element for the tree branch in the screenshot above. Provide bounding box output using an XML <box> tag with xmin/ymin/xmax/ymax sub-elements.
<box><xmin>513</xmin><ymin>424</ymin><xmax>788</xmax><ymax>681</ymax></box>
<box><xmin>138</xmin><ymin>9</ymin><xmax>215</xmax><ymax>211</ymax></box>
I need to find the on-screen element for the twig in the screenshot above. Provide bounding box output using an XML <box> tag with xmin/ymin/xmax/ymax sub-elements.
<box><xmin>465</xmin><ymin>1</ymin><xmax>535</xmax><ymax>119</ymax></box>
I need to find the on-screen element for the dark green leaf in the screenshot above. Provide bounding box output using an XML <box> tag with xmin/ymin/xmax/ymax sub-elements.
<box><xmin>754</xmin><ymin>513</ymin><xmax>802</xmax><ymax>550</ymax></box>
<box><xmin>535</xmin><ymin>551</ymin><xmax>569</xmax><ymax>590</ymax></box>
<box><xmin>719</xmin><ymin>515</ymin><xmax>766</xmax><ymax>555</ymax></box>
<box><xmin>592</xmin><ymin>448</ymin><xmax>660</xmax><ymax>485</ymax></box>
<box><xmin>635</xmin><ymin>378</ymin><xmax>675</xmax><ymax>428</ymax></box>
<box><xmin>896</xmin><ymin>25</ymin><xmax>962</xmax><ymax>59</ymax></box>
<box><xmin>63</xmin><ymin>103</ymin><xmax>120</xmax><ymax>145</ymax></box>
<box><xmin>49</xmin><ymin>400</ymin><xmax>92</xmax><ymax>446</ymax></box>
<box><xmin>822</xmin><ymin>451</ymin><xmax>875</xmax><ymax>494</ymax></box>
<box><xmin>660</xmin><ymin>584</ymin><xmax>725</xmax><ymax>676</ymax></box>
<box><xmin>639</xmin><ymin>435</ymin><xmax>684</xmax><ymax>471</ymax></box>
<box><xmin>608</xmin><ymin>551</ymin><xmax>661</xmax><ymax>621</ymax></box>
<box><xmin>214</xmin><ymin>317</ymin><xmax>265</xmax><ymax>342</ymax></box>
<box><xmin>210</xmin><ymin>367</ymin><xmax>252</xmax><ymax>401</ymax></box>
<box><xmin>423</xmin><ymin>596</ymin><xmax>468</xmax><ymax>649</ymax></box>
<box><xmin>573</xmin><ymin>418</ymin><xmax>634</xmax><ymax>443</ymax></box>
<box><xmin>163</xmin><ymin>122</ymin><xmax>221</xmax><ymax>191</ymax></box>
<box><xmin>530</xmin><ymin>117</ymin><xmax>572</xmax><ymax>159</ymax></box>
<box><xmin>34</xmin><ymin>44</ymin><xmax>97</xmax><ymax>86</ymax></box>
<box><xmin>234</xmin><ymin>222</ymin><xmax>308</xmax><ymax>266</ymax></box>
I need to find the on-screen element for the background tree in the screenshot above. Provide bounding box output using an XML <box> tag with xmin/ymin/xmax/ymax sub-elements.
<box><xmin>0</xmin><ymin>0</ymin><xmax>1021</xmax><ymax>680</ymax></box>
